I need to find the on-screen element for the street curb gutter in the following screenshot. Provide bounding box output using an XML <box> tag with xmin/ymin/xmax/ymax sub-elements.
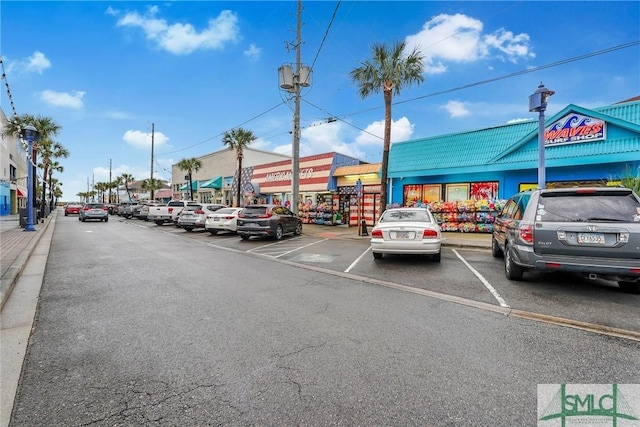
<box><xmin>0</xmin><ymin>213</ymin><xmax>54</xmax><ymax>311</ymax></box>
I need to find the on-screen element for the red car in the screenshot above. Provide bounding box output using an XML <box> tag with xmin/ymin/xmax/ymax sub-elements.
<box><xmin>64</xmin><ymin>203</ymin><xmax>82</xmax><ymax>216</ymax></box>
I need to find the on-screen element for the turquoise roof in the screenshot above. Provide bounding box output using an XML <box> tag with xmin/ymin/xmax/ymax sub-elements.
<box><xmin>388</xmin><ymin>99</ymin><xmax>640</xmax><ymax>178</ymax></box>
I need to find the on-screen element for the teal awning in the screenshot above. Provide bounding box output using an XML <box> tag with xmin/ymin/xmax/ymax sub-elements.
<box><xmin>200</xmin><ymin>176</ymin><xmax>222</xmax><ymax>189</ymax></box>
<box><xmin>179</xmin><ymin>181</ymin><xmax>198</xmax><ymax>191</ymax></box>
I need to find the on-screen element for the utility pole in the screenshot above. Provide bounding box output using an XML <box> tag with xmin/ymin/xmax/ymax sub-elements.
<box><xmin>109</xmin><ymin>158</ymin><xmax>112</xmax><ymax>203</ymax></box>
<box><xmin>291</xmin><ymin>0</ymin><xmax>302</xmax><ymax>215</ymax></box>
<box><xmin>150</xmin><ymin>123</ymin><xmax>155</xmax><ymax>200</ymax></box>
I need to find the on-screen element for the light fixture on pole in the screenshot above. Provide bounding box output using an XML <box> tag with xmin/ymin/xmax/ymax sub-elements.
<box><xmin>21</xmin><ymin>124</ymin><xmax>40</xmax><ymax>232</ymax></box>
<box><xmin>528</xmin><ymin>82</ymin><xmax>555</xmax><ymax>189</ymax></box>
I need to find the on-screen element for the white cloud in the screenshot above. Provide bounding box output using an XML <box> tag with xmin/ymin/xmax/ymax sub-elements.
<box><xmin>354</xmin><ymin>117</ymin><xmax>414</xmax><ymax>146</ymax></box>
<box><xmin>26</xmin><ymin>51</ymin><xmax>52</xmax><ymax>74</ymax></box>
<box><xmin>123</xmin><ymin>129</ymin><xmax>169</xmax><ymax>149</ymax></box>
<box><xmin>115</xmin><ymin>7</ymin><xmax>240</xmax><ymax>55</ymax></box>
<box><xmin>404</xmin><ymin>13</ymin><xmax>533</xmax><ymax>74</ymax></box>
<box><xmin>243</xmin><ymin>43</ymin><xmax>262</xmax><ymax>61</ymax></box>
<box><xmin>441</xmin><ymin>100</ymin><xmax>471</xmax><ymax>118</ymax></box>
<box><xmin>39</xmin><ymin>90</ymin><xmax>85</xmax><ymax>109</ymax></box>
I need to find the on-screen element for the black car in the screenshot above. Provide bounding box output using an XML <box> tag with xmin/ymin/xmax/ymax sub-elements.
<box><xmin>492</xmin><ymin>187</ymin><xmax>640</xmax><ymax>293</ymax></box>
<box><xmin>237</xmin><ymin>204</ymin><xmax>303</xmax><ymax>240</ymax></box>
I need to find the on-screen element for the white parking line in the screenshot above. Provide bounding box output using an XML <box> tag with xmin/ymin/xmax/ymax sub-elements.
<box><xmin>453</xmin><ymin>249</ymin><xmax>510</xmax><ymax>308</ymax></box>
<box><xmin>344</xmin><ymin>247</ymin><xmax>371</xmax><ymax>273</ymax></box>
<box><xmin>248</xmin><ymin>237</ymin><xmax>328</xmax><ymax>258</ymax></box>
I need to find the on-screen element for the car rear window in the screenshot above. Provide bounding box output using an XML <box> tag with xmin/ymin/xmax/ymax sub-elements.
<box><xmin>215</xmin><ymin>208</ymin><xmax>236</xmax><ymax>215</ymax></box>
<box><xmin>242</xmin><ymin>206</ymin><xmax>268</xmax><ymax>215</ymax></box>
<box><xmin>537</xmin><ymin>191</ymin><xmax>640</xmax><ymax>222</ymax></box>
<box><xmin>381</xmin><ymin>210</ymin><xmax>432</xmax><ymax>222</ymax></box>
<box><xmin>183</xmin><ymin>205</ymin><xmax>202</xmax><ymax>212</ymax></box>
<box><xmin>86</xmin><ymin>204</ymin><xmax>104</xmax><ymax>209</ymax></box>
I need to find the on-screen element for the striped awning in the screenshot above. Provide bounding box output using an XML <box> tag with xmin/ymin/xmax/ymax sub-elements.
<box><xmin>16</xmin><ymin>186</ymin><xmax>27</xmax><ymax>198</ymax></box>
<box><xmin>179</xmin><ymin>181</ymin><xmax>198</xmax><ymax>191</ymax></box>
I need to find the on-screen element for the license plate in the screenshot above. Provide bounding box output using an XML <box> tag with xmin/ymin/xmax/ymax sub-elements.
<box><xmin>577</xmin><ymin>232</ymin><xmax>605</xmax><ymax>244</ymax></box>
<box><xmin>213</xmin><ymin>217</ymin><xmax>220</xmax><ymax>221</ymax></box>
<box><xmin>395</xmin><ymin>231</ymin><xmax>411</xmax><ymax>239</ymax></box>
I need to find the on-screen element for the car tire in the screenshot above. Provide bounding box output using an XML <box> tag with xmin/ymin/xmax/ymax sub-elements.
<box><xmin>373</xmin><ymin>252</ymin><xmax>383</xmax><ymax>260</ymax></box>
<box><xmin>618</xmin><ymin>281</ymin><xmax>640</xmax><ymax>294</ymax></box>
<box><xmin>183</xmin><ymin>227</ymin><xmax>193</xmax><ymax>232</ymax></box>
<box><xmin>491</xmin><ymin>236</ymin><xmax>503</xmax><ymax>258</ymax></box>
<box><xmin>209</xmin><ymin>230</ymin><xmax>218</xmax><ymax>236</ymax></box>
<box><xmin>294</xmin><ymin>222</ymin><xmax>302</xmax><ymax>235</ymax></box>
<box><xmin>274</xmin><ymin>224</ymin><xmax>283</xmax><ymax>240</ymax></box>
<box><xmin>65</xmin><ymin>212</ymin><xmax>68</xmax><ymax>216</ymax></box>
<box><xmin>432</xmin><ymin>251</ymin><xmax>441</xmax><ymax>262</ymax></box>
<box><xmin>82</xmin><ymin>217</ymin><xmax>86</xmax><ymax>222</ymax></box>
<box><xmin>155</xmin><ymin>221</ymin><xmax>164</xmax><ymax>226</ymax></box>
<box><xmin>104</xmin><ymin>217</ymin><xmax>108</xmax><ymax>222</ymax></box>
<box><xmin>504</xmin><ymin>241</ymin><xmax>524</xmax><ymax>281</ymax></box>
<box><xmin>240</xmin><ymin>234</ymin><xmax>250</xmax><ymax>241</ymax></box>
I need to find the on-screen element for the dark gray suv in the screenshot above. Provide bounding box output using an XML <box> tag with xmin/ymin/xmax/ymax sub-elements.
<box><xmin>492</xmin><ymin>187</ymin><xmax>640</xmax><ymax>294</ymax></box>
<box><xmin>237</xmin><ymin>204</ymin><xmax>302</xmax><ymax>240</ymax></box>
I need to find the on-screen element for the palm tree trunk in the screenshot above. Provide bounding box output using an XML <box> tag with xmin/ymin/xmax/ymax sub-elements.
<box><xmin>236</xmin><ymin>154</ymin><xmax>243</xmax><ymax>207</ymax></box>
<box><xmin>189</xmin><ymin>172</ymin><xmax>194</xmax><ymax>201</ymax></box>
<box><xmin>380</xmin><ymin>89</ymin><xmax>393</xmax><ymax>213</ymax></box>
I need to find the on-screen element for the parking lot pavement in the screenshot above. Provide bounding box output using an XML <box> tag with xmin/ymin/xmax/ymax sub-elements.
<box><xmin>301</xmin><ymin>223</ymin><xmax>492</xmax><ymax>249</ymax></box>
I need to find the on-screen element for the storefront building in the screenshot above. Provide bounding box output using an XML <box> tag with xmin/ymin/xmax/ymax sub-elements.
<box><xmin>387</xmin><ymin>98</ymin><xmax>640</xmax><ymax>232</ymax></box>
<box><xmin>242</xmin><ymin>152</ymin><xmax>363</xmax><ymax>224</ymax></box>
<box><xmin>333</xmin><ymin>163</ymin><xmax>382</xmax><ymax>227</ymax></box>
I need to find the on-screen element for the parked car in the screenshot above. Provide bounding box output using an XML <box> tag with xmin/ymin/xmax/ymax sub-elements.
<box><xmin>78</xmin><ymin>203</ymin><xmax>109</xmax><ymax>222</ymax></box>
<box><xmin>370</xmin><ymin>207</ymin><xmax>442</xmax><ymax>261</ymax></box>
<box><xmin>64</xmin><ymin>203</ymin><xmax>82</xmax><ymax>216</ymax></box>
<box><xmin>117</xmin><ymin>201</ymin><xmax>138</xmax><ymax>218</ymax></box>
<box><xmin>177</xmin><ymin>204</ymin><xmax>227</xmax><ymax>232</ymax></box>
<box><xmin>138</xmin><ymin>201</ymin><xmax>161</xmax><ymax>221</ymax></box>
<box><xmin>237</xmin><ymin>204</ymin><xmax>302</xmax><ymax>240</ymax></box>
<box><xmin>492</xmin><ymin>187</ymin><xmax>640</xmax><ymax>294</ymax></box>
<box><xmin>205</xmin><ymin>207</ymin><xmax>243</xmax><ymax>235</ymax></box>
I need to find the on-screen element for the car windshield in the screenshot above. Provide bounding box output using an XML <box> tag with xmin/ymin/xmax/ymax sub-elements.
<box><xmin>380</xmin><ymin>210</ymin><xmax>432</xmax><ymax>222</ymax></box>
<box><xmin>538</xmin><ymin>192</ymin><xmax>640</xmax><ymax>222</ymax></box>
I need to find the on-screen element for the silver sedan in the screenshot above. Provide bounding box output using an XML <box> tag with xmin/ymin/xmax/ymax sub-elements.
<box><xmin>370</xmin><ymin>207</ymin><xmax>442</xmax><ymax>261</ymax></box>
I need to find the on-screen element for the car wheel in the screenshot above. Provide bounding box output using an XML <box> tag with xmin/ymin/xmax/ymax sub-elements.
<box><xmin>82</xmin><ymin>217</ymin><xmax>86</xmax><ymax>222</ymax></box>
<box><xmin>183</xmin><ymin>227</ymin><xmax>193</xmax><ymax>232</ymax></box>
<box><xmin>294</xmin><ymin>222</ymin><xmax>302</xmax><ymax>235</ymax></box>
<box><xmin>240</xmin><ymin>234</ymin><xmax>250</xmax><ymax>241</ymax></box>
<box><xmin>491</xmin><ymin>236</ymin><xmax>503</xmax><ymax>258</ymax></box>
<box><xmin>274</xmin><ymin>224</ymin><xmax>284</xmax><ymax>240</ymax></box>
<box><xmin>373</xmin><ymin>252</ymin><xmax>383</xmax><ymax>260</ymax></box>
<box><xmin>209</xmin><ymin>230</ymin><xmax>218</xmax><ymax>236</ymax></box>
<box><xmin>504</xmin><ymin>241</ymin><xmax>524</xmax><ymax>281</ymax></box>
<box><xmin>618</xmin><ymin>281</ymin><xmax>640</xmax><ymax>294</ymax></box>
<box><xmin>432</xmin><ymin>251</ymin><xmax>441</xmax><ymax>262</ymax></box>
<box><xmin>154</xmin><ymin>221</ymin><xmax>164</xmax><ymax>226</ymax></box>
<box><xmin>104</xmin><ymin>217</ymin><xmax>108</xmax><ymax>222</ymax></box>
<box><xmin>65</xmin><ymin>211</ymin><xmax>68</xmax><ymax>216</ymax></box>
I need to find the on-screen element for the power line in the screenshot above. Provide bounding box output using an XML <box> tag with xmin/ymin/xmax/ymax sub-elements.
<box><xmin>308</xmin><ymin>0</ymin><xmax>341</xmax><ymax>73</ymax></box>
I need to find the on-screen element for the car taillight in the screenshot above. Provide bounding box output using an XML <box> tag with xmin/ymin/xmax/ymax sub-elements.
<box><xmin>423</xmin><ymin>229</ymin><xmax>438</xmax><ymax>239</ymax></box>
<box><xmin>238</xmin><ymin>212</ymin><xmax>245</xmax><ymax>218</ymax></box>
<box><xmin>195</xmin><ymin>209</ymin><xmax>205</xmax><ymax>214</ymax></box>
<box><xmin>371</xmin><ymin>229</ymin><xmax>383</xmax><ymax>238</ymax></box>
<box><xmin>225</xmin><ymin>216</ymin><xmax>235</xmax><ymax>220</ymax></box>
<box><xmin>84</xmin><ymin>206</ymin><xmax>90</xmax><ymax>210</ymax></box>
<box><xmin>519</xmin><ymin>223</ymin><xmax>533</xmax><ymax>244</ymax></box>
<box><xmin>102</xmin><ymin>207</ymin><xmax>108</xmax><ymax>211</ymax></box>
<box><xmin>168</xmin><ymin>207</ymin><xmax>174</xmax><ymax>213</ymax></box>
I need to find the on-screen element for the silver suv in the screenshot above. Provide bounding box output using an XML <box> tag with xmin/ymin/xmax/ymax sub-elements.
<box><xmin>492</xmin><ymin>187</ymin><xmax>640</xmax><ymax>294</ymax></box>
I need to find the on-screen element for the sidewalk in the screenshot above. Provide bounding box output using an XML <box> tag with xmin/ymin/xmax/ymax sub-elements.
<box><xmin>0</xmin><ymin>212</ymin><xmax>55</xmax><ymax>311</ymax></box>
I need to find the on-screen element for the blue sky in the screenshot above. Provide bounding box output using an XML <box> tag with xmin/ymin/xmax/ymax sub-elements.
<box><xmin>2</xmin><ymin>1</ymin><xmax>639</xmax><ymax>200</ymax></box>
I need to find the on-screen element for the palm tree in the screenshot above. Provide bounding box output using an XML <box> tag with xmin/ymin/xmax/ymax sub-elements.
<box><xmin>113</xmin><ymin>176</ymin><xmax>124</xmax><ymax>203</ymax></box>
<box><xmin>47</xmin><ymin>160</ymin><xmax>64</xmax><ymax>211</ymax></box>
<box><xmin>222</xmin><ymin>128</ymin><xmax>257</xmax><ymax>207</ymax></box>
<box><xmin>141</xmin><ymin>178</ymin><xmax>164</xmax><ymax>198</ymax></box>
<box><xmin>39</xmin><ymin>139</ymin><xmax>69</xmax><ymax>216</ymax></box>
<box><xmin>350</xmin><ymin>40</ymin><xmax>425</xmax><ymax>212</ymax></box>
<box><xmin>177</xmin><ymin>158</ymin><xmax>202</xmax><ymax>201</ymax></box>
<box><xmin>4</xmin><ymin>114</ymin><xmax>62</xmax><ymax>215</ymax></box>
<box><xmin>95</xmin><ymin>182</ymin><xmax>109</xmax><ymax>203</ymax></box>
<box><xmin>119</xmin><ymin>173</ymin><xmax>135</xmax><ymax>202</ymax></box>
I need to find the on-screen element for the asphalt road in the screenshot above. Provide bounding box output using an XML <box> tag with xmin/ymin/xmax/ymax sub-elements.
<box><xmin>9</xmin><ymin>216</ymin><xmax>640</xmax><ymax>426</ymax></box>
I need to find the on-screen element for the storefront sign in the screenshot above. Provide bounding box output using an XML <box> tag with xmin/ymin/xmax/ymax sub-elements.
<box><xmin>264</xmin><ymin>168</ymin><xmax>314</xmax><ymax>182</ymax></box>
<box><xmin>545</xmin><ymin>113</ymin><xmax>606</xmax><ymax>146</ymax></box>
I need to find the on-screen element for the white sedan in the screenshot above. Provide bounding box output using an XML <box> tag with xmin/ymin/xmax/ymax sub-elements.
<box><xmin>205</xmin><ymin>207</ymin><xmax>243</xmax><ymax>235</ymax></box>
<box><xmin>370</xmin><ymin>207</ymin><xmax>442</xmax><ymax>262</ymax></box>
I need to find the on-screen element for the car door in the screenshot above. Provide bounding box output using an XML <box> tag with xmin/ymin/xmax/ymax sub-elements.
<box><xmin>494</xmin><ymin>197</ymin><xmax>519</xmax><ymax>249</ymax></box>
<box><xmin>281</xmin><ymin>206</ymin><xmax>296</xmax><ymax>233</ymax></box>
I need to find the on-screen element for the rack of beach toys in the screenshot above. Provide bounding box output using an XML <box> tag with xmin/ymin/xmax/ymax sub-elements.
<box><xmin>393</xmin><ymin>200</ymin><xmax>506</xmax><ymax>233</ymax></box>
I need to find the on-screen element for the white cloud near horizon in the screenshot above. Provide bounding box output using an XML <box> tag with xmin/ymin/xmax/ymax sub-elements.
<box><xmin>39</xmin><ymin>90</ymin><xmax>85</xmax><ymax>109</ymax></box>
<box><xmin>405</xmin><ymin>13</ymin><xmax>534</xmax><ymax>75</ymax></box>
<box><xmin>5</xmin><ymin>51</ymin><xmax>52</xmax><ymax>75</ymax></box>
<box><xmin>441</xmin><ymin>100</ymin><xmax>471</xmax><ymax>118</ymax></box>
<box><xmin>123</xmin><ymin>129</ymin><xmax>169</xmax><ymax>149</ymax></box>
<box><xmin>244</xmin><ymin>44</ymin><xmax>262</xmax><ymax>61</ymax></box>
<box><xmin>114</xmin><ymin>6</ymin><xmax>240</xmax><ymax>55</ymax></box>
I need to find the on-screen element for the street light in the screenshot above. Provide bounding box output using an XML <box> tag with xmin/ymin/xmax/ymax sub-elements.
<box><xmin>21</xmin><ymin>124</ymin><xmax>40</xmax><ymax>232</ymax></box>
<box><xmin>528</xmin><ymin>82</ymin><xmax>555</xmax><ymax>189</ymax></box>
